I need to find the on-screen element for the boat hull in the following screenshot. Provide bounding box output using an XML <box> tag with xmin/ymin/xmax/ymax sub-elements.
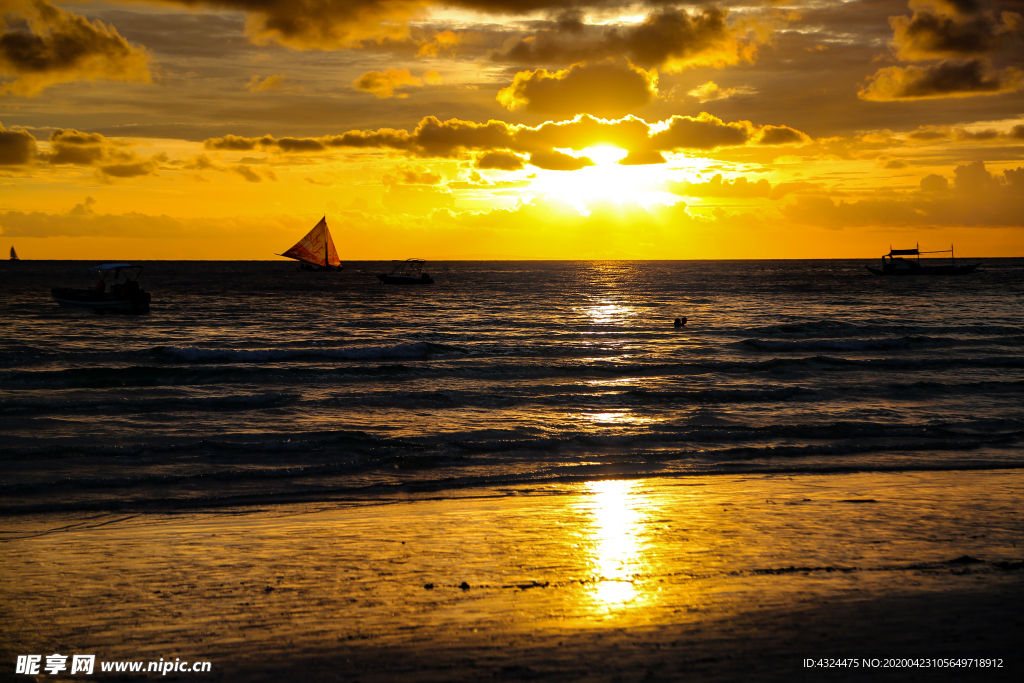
<box><xmin>865</xmin><ymin>264</ymin><xmax>980</xmax><ymax>276</ymax></box>
<box><xmin>52</xmin><ymin>288</ymin><xmax>151</xmax><ymax>313</ymax></box>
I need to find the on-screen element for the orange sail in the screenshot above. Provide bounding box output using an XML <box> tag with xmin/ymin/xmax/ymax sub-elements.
<box><xmin>280</xmin><ymin>217</ymin><xmax>341</xmax><ymax>267</ymax></box>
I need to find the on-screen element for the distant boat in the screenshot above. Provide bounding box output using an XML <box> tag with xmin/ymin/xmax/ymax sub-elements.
<box><xmin>866</xmin><ymin>244</ymin><xmax>980</xmax><ymax>276</ymax></box>
<box><xmin>279</xmin><ymin>216</ymin><xmax>342</xmax><ymax>271</ymax></box>
<box><xmin>52</xmin><ymin>263</ymin><xmax>151</xmax><ymax>313</ymax></box>
<box><xmin>378</xmin><ymin>259</ymin><xmax>434</xmax><ymax>285</ymax></box>
<box><xmin>9</xmin><ymin>246</ymin><xmax>17</xmax><ymax>261</ymax></box>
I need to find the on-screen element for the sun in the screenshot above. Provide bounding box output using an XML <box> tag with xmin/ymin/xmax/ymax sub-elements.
<box><xmin>581</xmin><ymin>145</ymin><xmax>629</xmax><ymax>166</ymax></box>
<box><xmin>525</xmin><ymin>145</ymin><xmax>679</xmax><ymax>212</ymax></box>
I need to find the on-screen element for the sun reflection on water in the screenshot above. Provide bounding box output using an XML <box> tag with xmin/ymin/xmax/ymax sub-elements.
<box><xmin>582</xmin><ymin>480</ymin><xmax>650</xmax><ymax>610</ymax></box>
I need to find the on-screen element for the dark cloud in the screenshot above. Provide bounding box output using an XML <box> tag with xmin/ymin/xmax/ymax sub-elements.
<box><xmin>0</xmin><ymin>0</ymin><xmax>149</xmax><ymax>95</ymax></box>
<box><xmin>413</xmin><ymin>116</ymin><xmax>516</xmax><ymax>157</ymax></box>
<box><xmin>184</xmin><ymin>154</ymin><xmax>224</xmax><ymax>171</ymax></box>
<box><xmin>497</xmin><ymin>60</ymin><xmax>658</xmax><ymax>118</ymax></box>
<box><xmin>101</xmin><ymin>158</ymin><xmax>161</xmax><ymax>178</ymax></box>
<box><xmin>953</xmin><ymin>158</ymin><xmax>1001</xmax><ymax>192</ymax></box>
<box><xmin>890</xmin><ymin>7</ymin><xmax>1019</xmax><ymax>60</ymax></box>
<box><xmin>156</xmin><ymin>0</ymin><xmax>427</xmax><ymax>50</ymax></box>
<box><xmin>906</xmin><ymin>123</ymin><xmax>1023</xmax><ymax>141</ymax></box>
<box><xmin>757</xmin><ymin>125</ymin><xmax>809</xmax><ymax>145</ymax></box>
<box><xmin>859</xmin><ymin>59</ymin><xmax>1023</xmax><ymax>100</ymax></box>
<box><xmin>40</xmin><ymin>128</ymin><xmax>161</xmax><ymax>178</ymax></box>
<box><xmin>201</xmin><ymin>112</ymin><xmax>811</xmax><ymax>162</ymax></box>
<box><xmin>475</xmin><ymin>151</ymin><xmax>524</xmax><ymax>170</ymax></box>
<box><xmin>920</xmin><ymin>172</ymin><xmax>951</xmax><ymax>191</ymax></box>
<box><xmin>619</xmin><ymin>149</ymin><xmax>665</xmax><ymax>165</ymax></box>
<box><xmin>528</xmin><ymin>150</ymin><xmax>594</xmax><ymax>171</ymax></box>
<box><xmin>495</xmin><ymin>7</ymin><xmax>763</xmax><ymax>71</ymax></box>
<box><xmin>649</xmin><ymin>112</ymin><xmax>752</xmax><ymax>150</ymax></box>
<box><xmin>0</xmin><ymin>121</ymin><xmax>37</xmax><ymax>164</ymax></box>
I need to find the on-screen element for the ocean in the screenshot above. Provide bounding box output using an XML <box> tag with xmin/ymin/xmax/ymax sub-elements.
<box><xmin>2</xmin><ymin>258</ymin><xmax>1023</xmax><ymax>514</ymax></box>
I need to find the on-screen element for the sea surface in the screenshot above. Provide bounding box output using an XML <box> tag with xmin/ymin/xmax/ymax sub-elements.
<box><xmin>2</xmin><ymin>259</ymin><xmax>1023</xmax><ymax>514</ymax></box>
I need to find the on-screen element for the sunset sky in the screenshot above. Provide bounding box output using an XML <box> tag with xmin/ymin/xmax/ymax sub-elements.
<box><xmin>2</xmin><ymin>0</ymin><xmax>1023</xmax><ymax>259</ymax></box>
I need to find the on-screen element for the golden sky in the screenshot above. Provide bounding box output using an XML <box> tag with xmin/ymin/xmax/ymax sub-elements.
<box><xmin>2</xmin><ymin>0</ymin><xmax>1023</xmax><ymax>259</ymax></box>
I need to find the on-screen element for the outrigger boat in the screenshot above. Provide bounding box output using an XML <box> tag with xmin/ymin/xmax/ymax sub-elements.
<box><xmin>52</xmin><ymin>263</ymin><xmax>152</xmax><ymax>313</ymax></box>
<box><xmin>866</xmin><ymin>244</ymin><xmax>980</xmax><ymax>276</ymax></box>
<box><xmin>377</xmin><ymin>258</ymin><xmax>434</xmax><ymax>285</ymax></box>
<box><xmin>279</xmin><ymin>216</ymin><xmax>342</xmax><ymax>271</ymax></box>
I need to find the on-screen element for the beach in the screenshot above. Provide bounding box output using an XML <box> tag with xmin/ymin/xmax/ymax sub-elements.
<box><xmin>3</xmin><ymin>470</ymin><xmax>1021</xmax><ymax>681</ymax></box>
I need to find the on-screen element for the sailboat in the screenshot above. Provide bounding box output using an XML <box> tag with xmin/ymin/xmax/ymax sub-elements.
<box><xmin>278</xmin><ymin>216</ymin><xmax>342</xmax><ymax>271</ymax></box>
<box><xmin>10</xmin><ymin>246</ymin><xmax>18</xmax><ymax>261</ymax></box>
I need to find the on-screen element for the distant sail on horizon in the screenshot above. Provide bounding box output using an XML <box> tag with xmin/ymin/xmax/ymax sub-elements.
<box><xmin>10</xmin><ymin>246</ymin><xmax>17</xmax><ymax>261</ymax></box>
<box><xmin>279</xmin><ymin>217</ymin><xmax>341</xmax><ymax>268</ymax></box>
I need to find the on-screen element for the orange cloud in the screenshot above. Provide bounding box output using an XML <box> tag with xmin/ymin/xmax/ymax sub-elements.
<box><xmin>352</xmin><ymin>68</ymin><xmax>422</xmax><ymax>98</ymax></box>
<box><xmin>416</xmin><ymin>29</ymin><xmax>481</xmax><ymax>58</ymax></box>
<box><xmin>0</xmin><ymin>0</ymin><xmax>149</xmax><ymax>96</ymax></box>
<box><xmin>497</xmin><ymin>60</ymin><xmax>658</xmax><ymax>119</ymax></box>
<box><xmin>670</xmin><ymin>174</ymin><xmax>813</xmax><ymax>200</ymax></box>
<box><xmin>384</xmin><ymin>165</ymin><xmax>442</xmax><ymax>185</ymax></box>
<box><xmin>245</xmin><ymin>74</ymin><xmax>289</xmax><ymax>91</ymax></box>
<box><xmin>780</xmin><ymin>161</ymin><xmax>1024</xmax><ymax>229</ymax></box>
<box><xmin>687</xmin><ymin>81</ymin><xmax>754</xmax><ymax>102</ymax></box>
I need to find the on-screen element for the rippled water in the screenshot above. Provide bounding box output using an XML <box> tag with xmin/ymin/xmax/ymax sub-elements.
<box><xmin>2</xmin><ymin>259</ymin><xmax>1022</xmax><ymax>512</ymax></box>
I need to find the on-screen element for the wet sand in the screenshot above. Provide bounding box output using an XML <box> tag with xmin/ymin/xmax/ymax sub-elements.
<box><xmin>2</xmin><ymin>470</ymin><xmax>1022</xmax><ymax>681</ymax></box>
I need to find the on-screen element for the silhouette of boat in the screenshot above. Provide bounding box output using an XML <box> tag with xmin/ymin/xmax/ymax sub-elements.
<box><xmin>10</xmin><ymin>246</ymin><xmax>18</xmax><ymax>261</ymax></box>
<box><xmin>378</xmin><ymin>259</ymin><xmax>434</xmax><ymax>284</ymax></box>
<box><xmin>279</xmin><ymin>216</ymin><xmax>342</xmax><ymax>271</ymax></box>
<box><xmin>866</xmin><ymin>245</ymin><xmax>979</xmax><ymax>276</ymax></box>
<box><xmin>52</xmin><ymin>263</ymin><xmax>151</xmax><ymax>313</ymax></box>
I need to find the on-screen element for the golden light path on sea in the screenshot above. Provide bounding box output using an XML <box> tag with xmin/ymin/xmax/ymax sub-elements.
<box><xmin>579</xmin><ymin>480</ymin><xmax>652</xmax><ymax>612</ymax></box>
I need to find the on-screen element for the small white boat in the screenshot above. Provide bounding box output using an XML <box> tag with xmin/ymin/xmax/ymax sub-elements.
<box><xmin>378</xmin><ymin>259</ymin><xmax>434</xmax><ymax>285</ymax></box>
<box><xmin>278</xmin><ymin>217</ymin><xmax>342</xmax><ymax>271</ymax></box>
<box><xmin>52</xmin><ymin>263</ymin><xmax>151</xmax><ymax>313</ymax></box>
<box><xmin>9</xmin><ymin>246</ymin><xmax>18</xmax><ymax>261</ymax></box>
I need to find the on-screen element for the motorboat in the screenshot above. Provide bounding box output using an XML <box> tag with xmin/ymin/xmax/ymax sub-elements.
<box><xmin>865</xmin><ymin>245</ymin><xmax>979</xmax><ymax>276</ymax></box>
<box><xmin>378</xmin><ymin>259</ymin><xmax>434</xmax><ymax>285</ymax></box>
<box><xmin>52</xmin><ymin>263</ymin><xmax>152</xmax><ymax>313</ymax></box>
<box><xmin>278</xmin><ymin>216</ymin><xmax>342</xmax><ymax>271</ymax></box>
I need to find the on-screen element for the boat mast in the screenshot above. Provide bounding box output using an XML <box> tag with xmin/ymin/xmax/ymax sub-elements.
<box><xmin>323</xmin><ymin>215</ymin><xmax>327</xmax><ymax>269</ymax></box>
